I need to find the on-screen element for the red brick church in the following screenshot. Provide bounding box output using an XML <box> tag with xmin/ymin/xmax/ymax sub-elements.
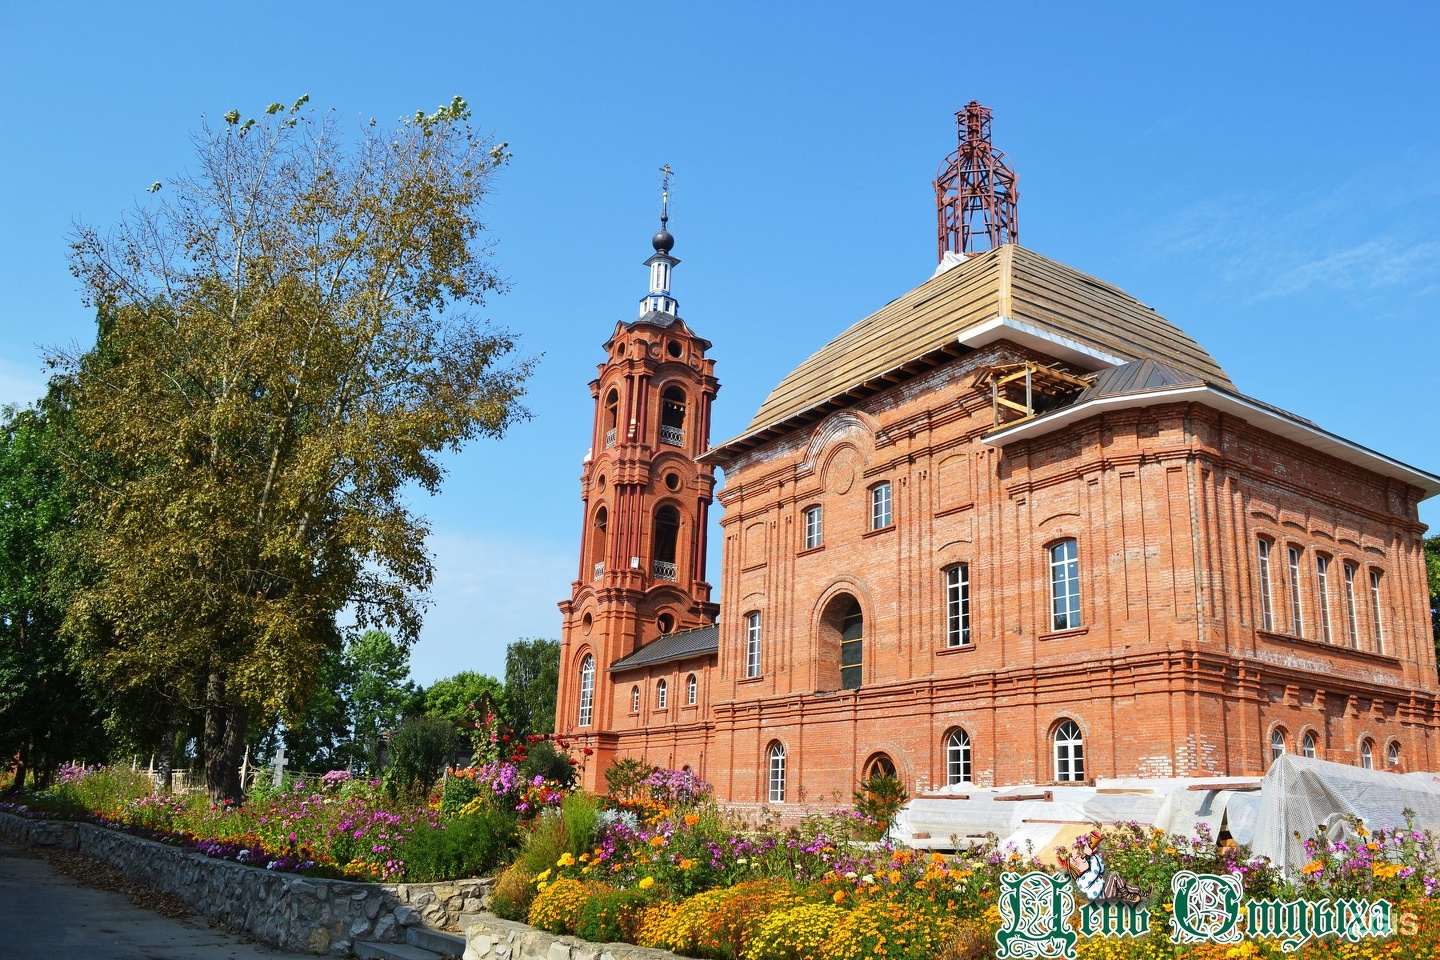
<box><xmin>555</xmin><ymin>106</ymin><xmax>1440</xmax><ymax>805</ymax></box>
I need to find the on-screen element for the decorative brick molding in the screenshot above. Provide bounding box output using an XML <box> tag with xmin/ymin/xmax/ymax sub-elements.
<box><xmin>0</xmin><ymin>811</ymin><xmax>490</xmax><ymax>955</ymax></box>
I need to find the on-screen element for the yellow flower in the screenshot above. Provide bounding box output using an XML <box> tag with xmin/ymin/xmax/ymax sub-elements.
<box><xmin>1357</xmin><ymin>824</ymin><xmax>1370</xmax><ymax>838</ymax></box>
<box><xmin>638</xmin><ymin>876</ymin><xmax>655</xmax><ymax>890</ymax></box>
<box><xmin>680</xmin><ymin>858</ymin><xmax>695</xmax><ymax>870</ymax></box>
<box><xmin>1301</xmin><ymin>861</ymin><xmax>1324</xmax><ymax>875</ymax></box>
<box><xmin>536</xmin><ymin>868</ymin><xmax>551</xmax><ymax>882</ymax></box>
<box><xmin>833</xmin><ymin>890</ymin><xmax>846</xmax><ymax>903</ymax></box>
<box><xmin>557</xmin><ymin>852</ymin><xmax>575</xmax><ymax>867</ymax></box>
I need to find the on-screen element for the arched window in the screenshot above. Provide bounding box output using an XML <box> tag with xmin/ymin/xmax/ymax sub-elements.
<box><xmin>653</xmin><ymin>506</ymin><xmax>680</xmax><ymax>580</ymax></box>
<box><xmin>1054</xmin><ymin>720</ymin><xmax>1084</xmax><ymax>782</ymax></box>
<box><xmin>1343</xmin><ymin>562</ymin><xmax>1360</xmax><ymax>648</ymax></box>
<box><xmin>745</xmin><ymin>611</ymin><xmax>762</xmax><ymax>679</ymax></box>
<box><xmin>1049</xmin><ymin>540</ymin><xmax>1081</xmax><ymax>631</ymax></box>
<box><xmin>1302</xmin><ymin>732</ymin><xmax>1317</xmax><ymax>759</ymax></box>
<box><xmin>1360</xmin><ymin>739</ymin><xmax>1374</xmax><ymax>770</ymax></box>
<box><xmin>660</xmin><ymin>386</ymin><xmax>687</xmax><ymax>447</ymax></box>
<box><xmin>840</xmin><ymin>599</ymin><xmax>864</xmax><ymax>690</ymax></box>
<box><xmin>1287</xmin><ymin>546</ymin><xmax>1305</xmax><ymax>638</ymax></box>
<box><xmin>1388</xmin><ymin>741</ymin><xmax>1401</xmax><ymax>767</ymax></box>
<box><xmin>870</xmin><ymin>481</ymin><xmax>892</xmax><ymax>530</ymax></box>
<box><xmin>1270</xmin><ymin>729</ymin><xmax>1286</xmax><ymax>764</ymax></box>
<box><xmin>686</xmin><ymin>673</ymin><xmax>697</xmax><ymax>705</ymax></box>
<box><xmin>1316</xmin><ymin>555</ymin><xmax>1334</xmax><ymax>643</ymax></box>
<box><xmin>578</xmin><ymin>655</ymin><xmax>595</xmax><ymax>727</ymax></box>
<box><xmin>591</xmin><ymin>506</ymin><xmax>608</xmax><ymax>580</ymax></box>
<box><xmin>864</xmin><ymin>753</ymin><xmax>896</xmax><ymax>780</ymax></box>
<box><xmin>803</xmin><ymin>505</ymin><xmax>823</xmax><ymax>550</ymax></box>
<box><xmin>630</xmin><ymin>685</ymin><xmax>640</xmax><ymax>713</ymax></box>
<box><xmin>656</xmin><ymin>679</ymin><xmax>668</xmax><ymax>709</ymax></box>
<box><xmin>1370</xmin><ymin>570</ymin><xmax>1386</xmax><ymax>653</ymax></box>
<box><xmin>1256</xmin><ymin>538</ymin><xmax>1275</xmax><ymax>632</ymax></box>
<box><xmin>767</xmin><ymin>742</ymin><xmax>787</xmax><ymax>802</ymax></box>
<box><xmin>603</xmin><ymin>388</ymin><xmax>620</xmax><ymax>448</ymax></box>
<box><xmin>946</xmin><ymin>729</ymin><xmax>972</xmax><ymax>786</ymax></box>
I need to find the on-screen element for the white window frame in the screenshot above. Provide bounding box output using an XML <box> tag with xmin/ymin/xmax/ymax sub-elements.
<box><xmin>1360</xmin><ymin>739</ymin><xmax>1374</xmax><ymax>770</ymax></box>
<box><xmin>945</xmin><ymin>564</ymin><xmax>970</xmax><ymax>647</ymax></box>
<box><xmin>656</xmin><ymin>679</ymin><xmax>668</xmax><ymax>709</ymax></box>
<box><xmin>630</xmin><ymin>685</ymin><xmax>640</xmax><ymax>713</ymax></box>
<box><xmin>745</xmin><ymin>611</ymin><xmax>761</xmax><ymax>679</ymax></box>
<box><xmin>946</xmin><ymin>728</ymin><xmax>972</xmax><ymax>786</ymax></box>
<box><xmin>1049</xmin><ymin>540</ymin><xmax>1081</xmax><ymax>632</ymax></box>
<box><xmin>1270</xmin><ymin>729</ymin><xmax>1286</xmax><ymax>763</ymax></box>
<box><xmin>686</xmin><ymin>673</ymin><xmax>697</xmax><ymax>705</ymax></box>
<box><xmin>1053</xmin><ymin>720</ymin><xmax>1085</xmax><ymax>783</ymax></box>
<box><xmin>1287</xmin><ymin>546</ymin><xmax>1305</xmax><ymax>638</ymax></box>
<box><xmin>1256</xmin><ymin>537</ymin><xmax>1275</xmax><ymax>632</ymax></box>
<box><xmin>578</xmin><ymin>655</ymin><xmax>595</xmax><ymax>727</ymax></box>
<box><xmin>1369</xmin><ymin>570</ymin><xmax>1385</xmax><ymax>653</ymax></box>
<box><xmin>767</xmin><ymin>742</ymin><xmax>786</xmax><ymax>802</ymax></box>
<box><xmin>1302</xmin><ymin>732</ymin><xmax>1317</xmax><ymax>759</ymax></box>
<box><xmin>870</xmin><ymin>482</ymin><xmax>892</xmax><ymax>530</ymax></box>
<box><xmin>1316</xmin><ymin>556</ymin><xmax>1333</xmax><ymax>643</ymax></box>
<box><xmin>1388</xmin><ymin>741</ymin><xmax>1400</xmax><ymax>767</ymax></box>
<box><xmin>1343</xmin><ymin>562</ymin><xmax>1360</xmax><ymax>648</ymax></box>
<box><xmin>804</xmin><ymin>505</ymin><xmax>823</xmax><ymax>549</ymax></box>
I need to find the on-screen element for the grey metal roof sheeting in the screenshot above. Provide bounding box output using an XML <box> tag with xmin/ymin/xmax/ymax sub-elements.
<box><xmin>609</xmin><ymin>623</ymin><xmax>719</xmax><ymax>673</ymax></box>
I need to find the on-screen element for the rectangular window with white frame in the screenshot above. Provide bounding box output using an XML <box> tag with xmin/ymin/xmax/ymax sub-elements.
<box><xmin>1049</xmin><ymin>539</ymin><xmax>1081</xmax><ymax>631</ymax></box>
<box><xmin>745</xmin><ymin>611</ymin><xmax>761</xmax><ymax>679</ymax></box>
<box><xmin>1316</xmin><ymin>555</ymin><xmax>1333</xmax><ymax>643</ymax></box>
<box><xmin>804</xmin><ymin>505</ymin><xmax>822</xmax><ymax>550</ymax></box>
<box><xmin>1343</xmin><ymin>562</ymin><xmax>1360</xmax><ymax>648</ymax></box>
<box><xmin>870</xmin><ymin>482</ymin><xmax>892</xmax><ymax>530</ymax></box>
<box><xmin>945</xmin><ymin>564</ymin><xmax>970</xmax><ymax>647</ymax></box>
<box><xmin>1256</xmin><ymin>537</ymin><xmax>1274</xmax><ymax>632</ymax></box>
<box><xmin>1369</xmin><ymin>569</ymin><xmax>1385</xmax><ymax>654</ymax></box>
<box><xmin>1287</xmin><ymin>546</ymin><xmax>1304</xmax><ymax>638</ymax></box>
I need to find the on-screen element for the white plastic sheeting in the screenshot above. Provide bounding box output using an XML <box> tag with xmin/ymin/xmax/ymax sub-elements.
<box><xmin>1249</xmin><ymin>754</ymin><xmax>1440</xmax><ymax>873</ymax></box>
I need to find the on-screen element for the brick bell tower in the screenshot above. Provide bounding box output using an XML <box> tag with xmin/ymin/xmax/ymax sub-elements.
<box><xmin>556</xmin><ymin>169</ymin><xmax>719</xmax><ymax>788</ymax></box>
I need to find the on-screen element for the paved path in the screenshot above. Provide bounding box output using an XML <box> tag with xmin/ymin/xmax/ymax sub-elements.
<box><xmin>0</xmin><ymin>841</ymin><xmax>297</xmax><ymax>959</ymax></box>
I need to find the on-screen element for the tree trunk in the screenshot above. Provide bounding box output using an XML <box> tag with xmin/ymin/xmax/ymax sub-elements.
<box><xmin>218</xmin><ymin>702</ymin><xmax>249</xmax><ymax>802</ymax></box>
<box><xmin>156</xmin><ymin>709</ymin><xmax>180</xmax><ymax>794</ymax></box>
<box><xmin>203</xmin><ymin>670</ymin><xmax>229</xmax><ymax>802</ymax></box>
<box><xmin>4</xmin><ymin>744</ymin><xmax>26</xmax><ymax>796</ymax></box>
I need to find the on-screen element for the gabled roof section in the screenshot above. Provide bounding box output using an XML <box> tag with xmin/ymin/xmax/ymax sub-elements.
<box><xmin>709</xmin><ymin>245</ymin><xmax>1232</xmax><ymax>459</ymax></box>
<box><xmin>609</xmin><ymin>624</ymin><xmax>718</xmax><ymax>674</ymax></box>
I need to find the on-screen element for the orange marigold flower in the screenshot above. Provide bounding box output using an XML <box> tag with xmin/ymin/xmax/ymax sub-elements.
<box><xmin>1301</xmin><ymin>861</ymin><xmax>1324</xmax><ymax>875</ymax></box>
<box><xmin>684</xmin><ymin>813</ymin><xmax>700</xmax><ymax>827</ymax></box>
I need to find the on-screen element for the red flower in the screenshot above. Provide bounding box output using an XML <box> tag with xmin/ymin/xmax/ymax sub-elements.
<box><xmin>582</xmin><ymin>747</ymin><xmax>594</xmax><ymax>756</ymax></box>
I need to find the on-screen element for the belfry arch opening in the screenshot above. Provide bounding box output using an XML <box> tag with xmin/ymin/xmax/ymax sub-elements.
<box><xmin>653</xmin><ymin>505</ymin><xmax>680</xmax><ymax>581</ymax></box>
<box><xmin>660</xmin><ymin>385</ymin><xmax>687</xmax><ymax>447</ymax></box>
<box><xmin>603</xmin><ymin>389</ymin><xmax>620</xmax><ymax>448</ymax></box>
<box><xmin>590</xmin><ymin>506</ymin><xmax>608</xmax><ymax>579</ymax></box>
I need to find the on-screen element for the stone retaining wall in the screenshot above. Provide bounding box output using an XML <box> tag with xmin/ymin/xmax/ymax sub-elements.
<box><xmin>0</xmin><ymin>810</ymin><xmax>491</xmax><ymax>955</ymax></box>
<box><xmin>463</xmin><ymin>915</ymin><xmax>680</xmax><ymax>960</ymax></box>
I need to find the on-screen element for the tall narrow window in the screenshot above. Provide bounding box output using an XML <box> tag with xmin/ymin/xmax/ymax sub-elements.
<box><xmin>1343</xmin><ymin>562</ymin><xmax>1360</xmax><ymax>648</ymax></box>
<box><xmin>591</xmin><ymin>507</ymin><xmax>608</xmax><ymax>580</ymax></box>
<box><xmin>745</xmin><ymin>611</ymin><xmax>761</xmax><ymax>679</ymax></box>
<box><xmin>1287</xmin><ymin>546</ymin><xmax>1305</xmax><ymax>638</ymax></box>
<box><xmin>1360</xmin><ymin>739</ymin><xmax>1374</xmax><ymax>770</ymax></box>
<box><xmin>656</xmin><ymin>679</ymin><xmax>668</xmax><ymax>709</ymax></box>
<box><xmin>660</xmin><ymin>386</ymin><xmax>687</xmax><ymax>447</ymax></box>
<box><xmin>1370</xmin><ymin>570</ymin><xmax>1385</xmax><ymax>653</ymax></box>
<box><xmin>578</xmin><ymin>655</ymin><xmax>595</xmax><ymax>727</ymax></box>
<box><xmin>946</xmin><ymin>728</ymin><xmax>972</xmax><ymax>786</ymax></box>
<box><xmin>686</xmin><ymin>673</ymin><xmax>697</xmax><ymax>705</ymax></box>
<box><xmin>1270</xmin><ymin>729</ymin><xmax>1286</xmax><ymax>764</ymax></box>
<box><xmin>1302</xmin><ymin>732</ymin><xmax>1317</xmax><ymax>759</ymax></box>
<box><xmin>870</xmin><ymin>481</ymin><xmax>892</xmax><ymax>530</ymax></box>
<box><xmin>1388</xmin><ymin>742</ymin><xmax>1400</xmax><ymax>767</ymax></box>
<box><xmin>945</xmin><ymin>564</ymin><xmax>970</xmax><ymax>647</ymax></box>
<box><xmin>1256</xmin><ymin>538</ymin><xmax>1275</xmax><ymax>631</ymax></box>
<box><xmin>630</xmin><ymin>685</ymin><xmax>640</xmax><ymax>713</ymax></box>
<box><xmin>652</xmin><ymin>506</ymin><xmax>680</xmax><ymax>581</ymax></box>
<box><xmin>803</xmin><ymin>505</ymin><xmax>823</xmax><ymax>549</ymax></box>
<box><xmin>1316</xmin><ymin>556</ymin><xmax>1333</xmax><ymax>643</ymax></box>
<box><xmin>1054</xmin><ymin>720</ymin><xmax>1085</xmax><ymax>782</ymax></box>
<box><xmin>1049</xmin><ymin>540</ymin><xmax>1081</xmax><ymax>631</ymax></box>
<box><xmin>840</xmin><ymin>600</ymin><xmax>864</xmax><ymax>690</ymax></box>
<box><xmin>603</xmin><ymin>389</ymin><xmax>619</xmax><ymax>449</ymax></box>
<box><xmin>767</xmin><ymin>742</ymin><xmax>786</xmax><ymax>802</ymax></box>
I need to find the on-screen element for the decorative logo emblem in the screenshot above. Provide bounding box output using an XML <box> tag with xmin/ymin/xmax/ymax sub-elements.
<box><xmin>996</xmin><ymin>871</ymin><xmax>1078</xmax><ymax>959</ymax></box>
<box><xmin>1170</xmin><ymin>871</ymin><xmax>1242</xmax><ymax>944</ymax></box>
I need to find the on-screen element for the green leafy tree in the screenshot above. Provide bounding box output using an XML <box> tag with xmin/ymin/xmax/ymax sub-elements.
<box><xmin>425</xmin><ymin>669</ymin><xmax>505</xmax><ymax>746</ymax></box>
<box><xmin>346</xmin><ymin>628</ymin><xmax>413</xmax><ymax>772</ymax></box>
<box><xmin>276</xmin><ymin>643</ymin><xmax>352</xmax><ymax>772</ymax></box>
<box><xmin>0</xmin><ymin>401</ymin><xmax>106</xmax><ymax>789</ymax></box>
<box><xmin>385</xmin><ymin>715</ymin><xmax>460</xmax><ymax>797</ymax></box>
<box><xmin>504</xmin><ymin>638</ymin><xmax>560</xmax><ymax>738</ymax></box>
<box><xmin>56</xmin><ymin>96</ymin><xmax>532</xmax><ymax>800</ymax></box>
<box><xmin>1426</xmin><ymin>535</ymin><xmax>1440</xmax><ymax>676</ymax></box>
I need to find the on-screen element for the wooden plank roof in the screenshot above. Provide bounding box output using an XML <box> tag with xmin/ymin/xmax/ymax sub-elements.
<box><xmin>713</xmin><ymin>245</ymin><xmax>1233</xmax><ymax>458</ymax></box>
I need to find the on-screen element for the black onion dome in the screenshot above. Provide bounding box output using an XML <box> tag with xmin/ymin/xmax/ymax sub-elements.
<box><xmin>652</xmin><ymin>228</ymin><xmax>675</xmax><ymax>254</ymax></box>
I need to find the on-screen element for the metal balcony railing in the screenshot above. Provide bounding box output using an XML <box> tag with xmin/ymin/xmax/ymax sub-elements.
<box><xmin>659</xmin><ymin>425</ymin><xmax>684</xmax><ymax>447</ymax></box>
<box><xmin>604</xmin><ymin>428</ymin><xmax>616</xmax><ymax>449</ymax></box>
<box><xmin>593</xmin><ymin>562</ymin><xmax>604</xmax><ymax>580</ymax></box>
<box><xmin>652</xmin><ymin>560</ymin><xmax>677</xmax><ymax>581</ymax></box>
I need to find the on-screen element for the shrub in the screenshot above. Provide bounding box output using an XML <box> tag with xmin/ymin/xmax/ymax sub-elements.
<box><xmin>518</xmin><ymin>808</ymin><xmax>572</xmax><ymax>875</ymax></box>
<box><xmin>489</xmin><ymin>862</ymin><xmax>535</xmax><ymax>921</ymax></box>
<box><xmin>519</xmin><ymin>740</ymin><xmax>575</xmax><ymax>788</ymax></box>
<box><xmin>52</xmin><ymin>765</ymin><xmax>156</xmax><ymax>815</ymax></box>
<box><xmin>386</xmin><ymin>716</ymin><xmax>460</xmax><ymax>798</ymax></box>
<box><xmin>637</xmin><ymin>888</ymin><xmax>727</xmax><ymax>954</ymax></box>
<box><xmin>562</xmin><ymin>790</ymin><xmax>602</xmax><ymax>857</ymax></box>
<box><xmin>574</xmin><ymin>887</ymin><xmax>653</xmax><ymax>944</ymax></box>
<box><xmin>746</xmin><ymin>903</ymin><xmax>847</xmax><ymax>960</ymax></box>
<box><xmin>395</xmin><ymin>804</ymin><xmax>518</xmax><ymax>881</ymax></box>
<box><xmin>528</xmin><ymin>876</ymin><xmax>604</xmax><ymax>935</ymax></box>
<box><xmin>604</xmin><ymin>756</ymin><xmax>655</xmax><ymax>800</ymax></box>
<box><xmin>439</xmin><ymin>772</ymin><xmax>482</xmax><ymax>815</ymax></box>
<box><xmin>820</xmin><ymin>899</ymin><xmax>957</xmax><ymax>960</ymax></box>
<box><xmin>634</xmin><ymin>900</ymin><xmax>684</xmax><ymax>950</ymax></box>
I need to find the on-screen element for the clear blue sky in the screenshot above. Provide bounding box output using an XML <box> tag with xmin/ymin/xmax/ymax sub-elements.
<box><xmin>3</xmin><ymin>3</ymin><xmax>1437</xmax><ymax>686</ymax></box>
